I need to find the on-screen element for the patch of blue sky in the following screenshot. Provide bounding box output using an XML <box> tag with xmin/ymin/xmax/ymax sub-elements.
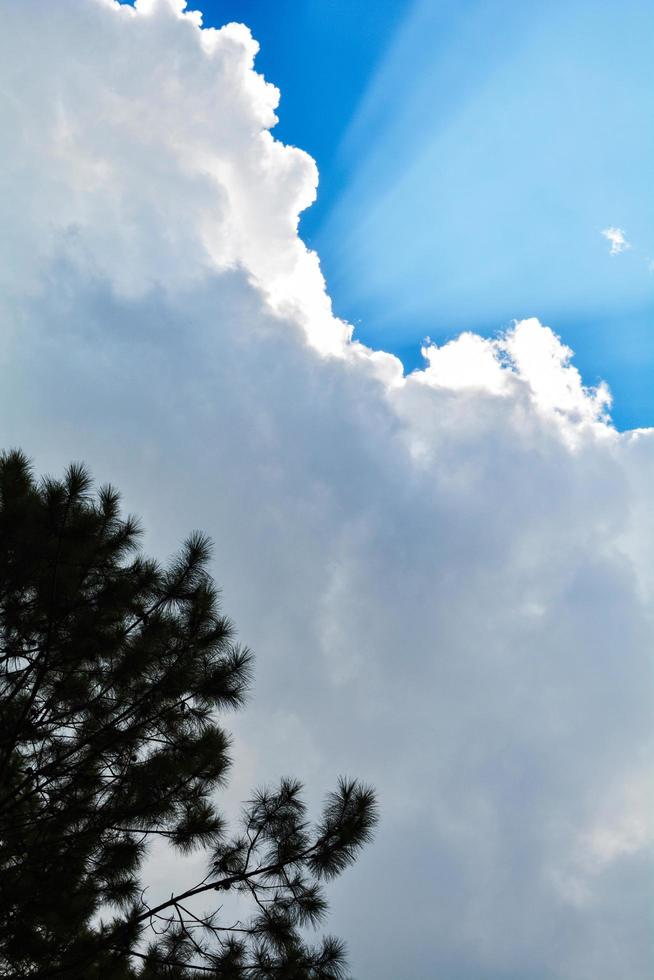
<box><xmin>315</xmin><ymin>0</ymin><xmax>654</xmax><ymax>430</ymax></box>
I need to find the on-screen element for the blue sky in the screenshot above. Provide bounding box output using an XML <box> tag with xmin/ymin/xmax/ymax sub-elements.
<box><xmin>195</xmin><ymin>0</ymin><xmax>653</xmax><ymax>431</ymax></box>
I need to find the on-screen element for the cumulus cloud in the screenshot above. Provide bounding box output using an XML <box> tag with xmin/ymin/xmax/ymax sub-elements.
<box><xmin>601</xmin><ymin>226</ymin><xmax>631</xmax><ymax>255</ymax></box>
<box><xmin>417</xmin><ymin>320</ymin><xmax>612</xmax><ymax>430</ymax></box>
<box><xmin>1</xmin><ymin>2</ymin><xmax>653</xmax><ymax>978</ymax></box>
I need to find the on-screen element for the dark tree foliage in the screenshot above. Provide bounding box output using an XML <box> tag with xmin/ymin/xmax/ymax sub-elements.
<box><xmin>0</xmin><ymin>451</ymin><xmax>377</xmax><ymax>979</ymax></box>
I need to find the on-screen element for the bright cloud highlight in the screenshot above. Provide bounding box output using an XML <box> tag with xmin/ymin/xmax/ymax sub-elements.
<box><xmin>602</xmin><ymin>226</ymin><xmax>631</xmax><ymax>254</ymax></box>
<box><xmin>1</xmin><ymin>2</ymin><xmax>653</xmax><ymax>978</ymax></box>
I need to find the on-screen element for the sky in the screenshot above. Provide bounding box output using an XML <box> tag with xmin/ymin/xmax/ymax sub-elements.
<box><xmin>1</xmin><ymin>1</ymin><xmax>653</xmax><ymax>978</ymax></box>
<box><xmin>181</xmin><ymin>0</ymin><xmax>654</xmax><ymax>431</ymax></box>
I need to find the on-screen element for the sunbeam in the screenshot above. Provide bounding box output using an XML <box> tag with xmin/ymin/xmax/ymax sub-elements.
<box><xmin>317</xmin><ymin>0</ymin><xmax>654</xmax><ymax>429</ymax></box>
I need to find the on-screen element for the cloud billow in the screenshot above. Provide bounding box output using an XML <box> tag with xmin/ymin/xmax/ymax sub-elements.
<box><xmin>1</xmin><ymin>2</ymin><xmax>652</xmax><ymax>977</ymax></box>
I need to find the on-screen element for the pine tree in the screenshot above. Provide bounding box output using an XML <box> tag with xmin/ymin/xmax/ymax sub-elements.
<box><xmin>0</xmin><ymin>451</ymin><xmax>377</xmax><ymax>979</ymax></box>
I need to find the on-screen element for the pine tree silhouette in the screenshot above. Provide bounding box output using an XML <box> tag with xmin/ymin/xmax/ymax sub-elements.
<box><xmin>0</xmin><ymin>451</ymin><xmax>377</xmax><ymax>979</ymax></box>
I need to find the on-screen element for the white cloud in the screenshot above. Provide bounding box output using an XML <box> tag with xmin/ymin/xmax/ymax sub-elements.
<box><xmin>1</xmin><ymin>2</ymin><xmax>653</xmax><ymax>978</ymax></box>
<box><xmin>601</xmin><ymin>226</ymin><xmax>631</xmax><ymax>255</ymax></box>
<box><xmin>418</xmin><ymin>319</ymin><xmax>612</xmax><ymax>431</ymax></box>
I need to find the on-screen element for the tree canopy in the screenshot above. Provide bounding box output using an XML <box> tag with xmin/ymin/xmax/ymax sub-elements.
<box><xmin>0</xmin><ymin>450</ymin><xmax>377</xmax><ymax>979</ymax></box>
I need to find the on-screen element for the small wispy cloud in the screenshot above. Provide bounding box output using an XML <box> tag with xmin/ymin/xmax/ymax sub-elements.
<box><xmin>601</xmin><ymin>227</ymin><xmax>630</xmax><ymax>255</ymax></box>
